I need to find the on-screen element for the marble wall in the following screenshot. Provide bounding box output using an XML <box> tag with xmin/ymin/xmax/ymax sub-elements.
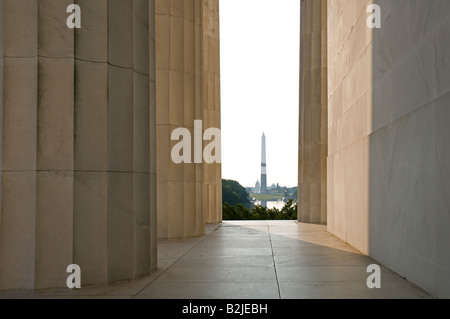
<box><xmin>327</xmin><ymin>0</ymin><xmax>372</xmax><ymax>256</ymax></box>
<box><xmin>0</xmin><ymin>0</ymin><xmax>157</xmax><ymax>290</ymax></box>
<box><xmin>327</xmin><ymin>0</ymin><xmax>450</xmax><ymax>298</ymax></box>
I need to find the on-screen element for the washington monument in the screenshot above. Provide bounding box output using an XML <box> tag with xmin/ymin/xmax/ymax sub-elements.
<box><xmin>261</xmin><ymin>133</ymin><xmax>267</xmax><ymax>193</ymax></box>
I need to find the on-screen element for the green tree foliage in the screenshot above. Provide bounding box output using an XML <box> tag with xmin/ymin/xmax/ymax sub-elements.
<box><xmin>223</xmin><ymin>200</ymin><xmax>298</xmax><ymax>220</ymax></box>
<box><xmin>291</xmin><ymin>187</ymin><xmax>298</xmax><ymax>201</ymax></box>
<box><xmin>222</xmin><ymin>179</ymin><xmax>251</xmax><ymax>208</ymax></box>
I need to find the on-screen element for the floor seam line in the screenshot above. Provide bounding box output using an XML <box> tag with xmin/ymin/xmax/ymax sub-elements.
<box><xmin>268</xmin><ymin>224</ymin><xmax>282</xmax><ymax>299</ymax></box>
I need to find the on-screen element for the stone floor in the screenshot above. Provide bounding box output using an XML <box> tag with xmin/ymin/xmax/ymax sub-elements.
<box><xmin>0</xmin><ymin>221</ymin><xmax>432</xmax><ymax>299</ymax></box>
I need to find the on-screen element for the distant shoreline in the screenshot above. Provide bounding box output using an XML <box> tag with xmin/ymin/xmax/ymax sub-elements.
<box><xmin>250</xmin><ymin>193</ymin><xmax>285</xmax><ymax>201</ymax></box>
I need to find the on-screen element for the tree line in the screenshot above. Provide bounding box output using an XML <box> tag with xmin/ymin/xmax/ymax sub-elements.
<box><xmin>223</xmin><ymin>200</ymin><xmax>298</xmax><ymax>220</ymax></box>
<box><xmin>222</xmin><ymin>179</ymin><xmax>298</xmax><ymax>220</ymax></box>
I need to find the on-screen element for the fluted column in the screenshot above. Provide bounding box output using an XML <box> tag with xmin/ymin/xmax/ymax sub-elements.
<box><xmin>156</xmin><ymin>0</ymin><xmax>202</xmax><ymax>238</ymax></box>
<box><xmin>149</xmin><ymin>0</ymin><xmax>158</xmax><ymax>274</ymax></box>
<box><xmin>0</xmin><ymin>0</ymin><xmax>39</xmax><ymax>290</ymax></box>
<box><xmin>0</xmin><ymin>2</ymin><xmax>3</xmax><ymax>216</ymax></box>
<box><xmin>202</xmin><ymin>0</ymin><xmax>222</xmax><ymax>224</ymax></box>
<box><xmin>155</xmin><ymin>0</ymin><xmax>221</xmax><ymax>238</ymax></box>
<box><xmin>298</xmin><ymin>0</ymin><xmax>327</xmax><ymax>224</ymax></box>
<box><xmin>0</xmin><ymin>0</ymin><xmax>157</xmax><ymax>290</ymax></box>
<box><xmin>35</xmin><ymin>0</ymin><xmax>75</xmax><ymax>289</ymax></box>
<box><xmin>73</xmin><ymin>0</ymin><xmax>109</xmax><ymax>285</ymax></box>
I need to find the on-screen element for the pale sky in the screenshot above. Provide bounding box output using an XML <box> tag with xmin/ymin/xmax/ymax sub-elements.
<box><xmin>220</xmin><ymin>0</ymin><xmax>300</xmax><ymax>188</ymax></box>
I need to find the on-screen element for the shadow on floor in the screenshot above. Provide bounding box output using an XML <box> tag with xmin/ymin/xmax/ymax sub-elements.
<box><xmin>0</xmin><ymin>221</ymin><xmax>432</xmax><ymax>299</ymax></box>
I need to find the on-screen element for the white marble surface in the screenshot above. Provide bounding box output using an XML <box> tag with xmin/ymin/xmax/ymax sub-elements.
<box><xmin>0</xmin><ymin>1</ymin><xmax>158</xmax><ymax>290</ymax></box>
<box><xmin>0</xmin><ymin>222</ymin><xmax>431</xmax><ymax>299</ymax></box>
<box><xmin>327</xmin><ymin>0</ymin><xmax>450</xmax><ymax>298</ymax></box>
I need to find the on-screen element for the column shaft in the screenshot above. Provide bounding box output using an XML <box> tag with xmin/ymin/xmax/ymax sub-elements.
<box><xmin>298</xmin><ymin>0</ymin><xmax>327</xmax><ymax>224</ymax></box>
<box><xmin>202</xmin><ymin>0</ymin><xmax>222</xmax><ymax>224</ymax></box>
<box><xmin>155</xmin><ymin>0</ymin><xmax>222</xmax><ymax>239</ymax></box>
<box><xmin>73</xmin><ymin>0</ymin><xmax>109</xmax><ymax>285</ymax></box>
<box><xmin>0</xmin><ymin>0</ymin><xmax>39</xmax><ymax>290</ymax></box>
<box><xmin>35</xmin><ymin>0</ymin><xmax>75</xmax><ymax>289</ymax></box>
<box><xmin>0</xmin><ymin>0</ymin><xmax>158</xmax><ymax>289</ymax></box>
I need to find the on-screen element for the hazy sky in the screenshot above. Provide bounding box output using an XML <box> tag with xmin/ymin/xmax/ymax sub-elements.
<box><xmin>220</xmin><ymin>0</ymin><xmax>300</xmax><ymax>188</ymax></box>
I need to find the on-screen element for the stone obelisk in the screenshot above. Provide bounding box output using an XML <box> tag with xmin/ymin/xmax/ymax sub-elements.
<box><xmin>261</xmin><ymin>133</ymin><xmax>267</xmax><ymax>193</ymax></box>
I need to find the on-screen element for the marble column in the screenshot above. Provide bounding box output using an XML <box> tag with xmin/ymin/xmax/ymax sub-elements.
<box><xmin>0</xmin><ymin>2</ymin><xmax>3</xmax><ymax>225</ymax></box>
<box><xmin>149</xmin><ymin>0</ymin><xmax>158</xmax><ymax>274</ymax></box>
<box><xmin>73</xmin><ymin>0</ymin><xmax>109</xmax><ymax>285</ymax></box>
<box><xmin>202</xmin><ymin>0</ymin><xmax>222</xmax><ymax>224</ymax></box>
<box><xmin>156</xmin><ymin>0</ymin><xmax>201</xmax><ymax>239</ymax></box>
<box><xmin>35</xmin><ymin>0</ymin><xmax>75</xmax><ymax>289</ymax></box>
<box><xmin>155</xmin><ymin>0</ymin><xmax>222</xmax><ymax>238</ymax></box>
<box><xmin>0</xmin><ymin>0</ymin><xmax>157</xmax><ymax>290</ymax></box>
<box><xmin>298</xmin><ymin>0</ymin><xmax>327</xmax><ymax>224</ymax></box>
<box><xmin>0</xmin><ymin>0</ymin><xmax>39</xmax><ymax>290</ymax></box>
